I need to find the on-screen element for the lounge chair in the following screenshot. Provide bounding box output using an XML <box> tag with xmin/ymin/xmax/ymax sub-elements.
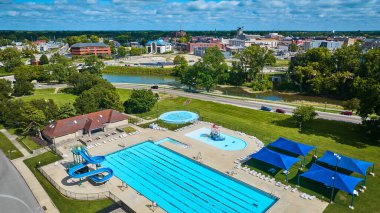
<box><xmin>284</xmin><ymin>185</ymin><xmax>291</xmax><ymax>190</ymax></box>
<box><xmin>291</xmin><ymin>188</ymin><xmax>298</xmax><ymax>193</ymax></box>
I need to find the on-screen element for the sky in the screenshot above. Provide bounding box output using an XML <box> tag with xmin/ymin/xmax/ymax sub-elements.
<box><xmin>0</xmin><ymin>0</ymin><xmax>379</xmax><ymax>31</ymax></box>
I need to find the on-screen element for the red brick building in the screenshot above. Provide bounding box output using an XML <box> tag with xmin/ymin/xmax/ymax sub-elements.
<box><xmin>187</xmin><ymin>42</ymin><xmax>223</xmax><ymax>53</ymax></box>
<box><xmin>70</xmin><ymin>43</ymin><xmax>111</xmax><ymax>55</ymax></box>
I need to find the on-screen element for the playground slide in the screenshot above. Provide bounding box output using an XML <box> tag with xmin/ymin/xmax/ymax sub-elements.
<box><xmin>68</xmin><ymin>163</ymin><xmax>113</xmax><ymax>183</ymax></box>
<box><xmin>68</xmin><ymin>150</ymin><xmax>113</xmax><ymax>183</ymax></box>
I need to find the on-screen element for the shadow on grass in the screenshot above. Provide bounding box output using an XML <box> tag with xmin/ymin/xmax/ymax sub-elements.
<box><xmin>272</xmin><ymin>117</ymin><xmax>379</xmax><ymax>148</ymax></box>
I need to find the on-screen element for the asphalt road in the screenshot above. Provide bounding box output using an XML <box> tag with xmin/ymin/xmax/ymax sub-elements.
<box><xmin>113</xmin><ymin>83</ymin><xmax>362</xmax><ymax>124</ymax></box>
<box><xmin>0</xmin><ymin>151</ymin><xmax>42</xmax><ymax>213</ymax></box>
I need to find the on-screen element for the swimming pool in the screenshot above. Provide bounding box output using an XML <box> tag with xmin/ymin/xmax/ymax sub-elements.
<box><xmin>159</xmin><ymin>111</ymin><xmax>199</xmax><ymax>124</ymax></box>
<box><xmin>102</xmin><ymin>142</ymin><xmax>277</xmax><ymax>212</ymax></box>
<box><xmin>185</xmin><ymin>127</ymin><xmax>247</xmax><ymax>151</ymax></box>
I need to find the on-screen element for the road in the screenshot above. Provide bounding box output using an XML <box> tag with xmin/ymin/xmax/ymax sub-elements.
<box><xmin>113</xmin><ymin>83</ymin><xmax>362</xmax><ymax>124</ymax></box>
<box><xmin>0</xmin><ymin>151</ymin><xmax>42</xmax><ymax>213</ymax></box>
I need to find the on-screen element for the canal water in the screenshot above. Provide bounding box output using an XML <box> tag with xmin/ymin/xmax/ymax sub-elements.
<box><xmin>103</xmin><ymin>73</ymin><xmax>178</xmax><ymax>84</ymax></box>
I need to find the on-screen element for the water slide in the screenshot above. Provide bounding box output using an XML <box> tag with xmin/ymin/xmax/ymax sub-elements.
<box><xmin>68</xmin><ymin>150</ymin><xmax>113</xmax><ymax>183</ymax></box>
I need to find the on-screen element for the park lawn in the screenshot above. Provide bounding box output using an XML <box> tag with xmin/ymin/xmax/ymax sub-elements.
<box><xmin>17</xmin><ymin>136</ymin><xmax>41</xmax><ymax>153</ymax></box>
<box><xmin>117</xmin><ymin>89</ymin><xmax>132</xmax><ymax>102</ymax></box>
<box><xmin>272</xmin><ymin>59</ymin><xmax>290</xmax><ymax>67</ymax></box>
<box><xmin>20</xmin><ymin>88</ymin><xmax>77</xmax><ymax>106</ymax></box>
<box><xmin>24</xmin><ymin>151</ymin><xmax>114</xmax><ymax>213</ymax></box>
<box><xmin>137</xmin><ymin>95</ymin><xmax>379</xmax><ymax>213</ymax></box>
<box><xmin>0</xmin><ymin>132</ymin><xmax>23</xmax><ymax>159</ymax></box>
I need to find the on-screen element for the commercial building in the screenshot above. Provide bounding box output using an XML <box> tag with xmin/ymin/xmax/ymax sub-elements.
<box><xmin>146</xmin><ymin>39</ymin><xmax>172</xmax><ymax>54</ymax></box>
<box><xmin>70</xmin><ymin>43</ymin><xmax>111</xmax><ymax>55</ymax></box>
<box><xmin>42</xmin><ymin>109</ymin><xmax>129</xmax><ymax>145</ymax></box>
<box><xmin>187</xmin><ymin>42</ymin><xmax>222</xmax><ymax>53</ymax></box>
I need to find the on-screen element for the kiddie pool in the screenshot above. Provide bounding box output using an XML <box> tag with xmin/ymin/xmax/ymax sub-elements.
<box><xmin>159</xmin><ymin>111</ymin><xmax>199</xmax><ymax>124</ymax></box>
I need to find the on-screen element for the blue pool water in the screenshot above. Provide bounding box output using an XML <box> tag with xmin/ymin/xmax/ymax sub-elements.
<box><xmin>102</xmin><ymin>142</ymin><xmax>277</xmax><ymax>213</ymax></box>
<box><xmin>185</xmin><ymin>127</ymin><xmax>247</xmax><ymax>151</ymax></box>
<box><xmin>159</xmin><ymin>111</ymin><xmax>199</xmax><ymax>124</ymax></box>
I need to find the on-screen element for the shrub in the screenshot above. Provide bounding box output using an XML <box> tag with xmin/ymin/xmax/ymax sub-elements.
<box><xmin>124</xmin><ymin>89</ymin><xmax>158</xmax><ymax>114</ymax></box>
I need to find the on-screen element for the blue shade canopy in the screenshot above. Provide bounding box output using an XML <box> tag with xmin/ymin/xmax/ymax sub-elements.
<box><xmin>250</xmin><ymin>148</ymin><xmax>301</xmax><ymax>170</ymax></box>
<box><xmin>268</xmin><ymin>137</ymin><xmax>315</xmax><ymax>157</ymax></box>
<box><xmin>317</xmin><ymin>150</ymin><xmax>374</xmax><ymax>176</ymax></box>
<box><xmin>299</xmin><ymin>164</ymin><xmax>363</xmax><ymax>194</ymax></box>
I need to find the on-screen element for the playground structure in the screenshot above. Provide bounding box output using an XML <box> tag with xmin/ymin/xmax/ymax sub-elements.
<box><xmin>210</xmin><ymin>124</ymin><xmax>225</xmax><ymax>141</ymax></box>
<box><xmin>68</xmin><ymin>146</ymin><xmax>113</xmax><ymax>184</ymax></box>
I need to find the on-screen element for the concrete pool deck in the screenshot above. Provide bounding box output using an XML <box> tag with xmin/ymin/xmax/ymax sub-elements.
<box><xmin>41</xmin><ymin>123</ymin><xmax>328</xmax><ymax>213</ymax></box>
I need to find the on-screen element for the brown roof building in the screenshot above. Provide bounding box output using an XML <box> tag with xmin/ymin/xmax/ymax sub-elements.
<box><xmin>42</xmin><ymin>109</ymin><xmax>128</xmax><ymax>145</ymax></box>
<box><xmin>70</xmin><ymin>43</ymin><xmax>111</xmax><ymax>55</ymax></box>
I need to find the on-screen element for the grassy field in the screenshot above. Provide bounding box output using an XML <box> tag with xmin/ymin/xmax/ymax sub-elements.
<box><xmin>103</xmin><ymin>66</ymin><xmax>174</xmax><ymax>76</ymax></box>
<box><xmin>16</xmin><ymin>136</ymin><xmax>41</xmax><ymax>153</ymax></box>
<box><xmin>137</xmin><ymin>95</ymin><xmax>379</xmax><ymax>213</ymax></box>
<box><xmin>20</xmin><ymin>88</ymin><xmax>132</xmax><ymax>106</ymax></box>
<box><xmin>0</xmin><ymin>132</ymin><xmax>23</xmax><ymax>159</ymax></box>
<box><xmin>272</xmin><ymin>59</ymin><xmax>290</xmax><ymax>67</ymax></box>
<box><xmin>24</xmin><ymin>151</ymin><xmax>115</xmax><ymax>213</ymax></box>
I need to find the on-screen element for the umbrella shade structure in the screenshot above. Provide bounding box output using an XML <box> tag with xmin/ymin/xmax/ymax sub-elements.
<box><xmin>317</xmin><ymin>150</ymin><xmax>374</xmax><ymax>176</ymax></box>
<box><xmin>298</xmin><ymin>164</ymin><xmax>363</xmax><ymax>195</ymax></box>
<box><xmin>268</xmin><ymin>137</ymin><xmax>315</xmax><ymax>157</ymax></box>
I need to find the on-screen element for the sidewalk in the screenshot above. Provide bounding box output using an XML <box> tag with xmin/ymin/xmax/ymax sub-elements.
<box><xmin>12</xmin><ymin>158</ymin><xmax>59</xmax><ymax>213</ymax></box>
<box><xmin>0</xmin><ymin>129</ymin><xmax>30</xmax><ymax>157</ymax></box>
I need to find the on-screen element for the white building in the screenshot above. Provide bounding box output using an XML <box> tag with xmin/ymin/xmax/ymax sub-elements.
<box><xmin>146</xmin><ymin>39</ymin><xmax>172</xmax><ymax>54</ymax></box>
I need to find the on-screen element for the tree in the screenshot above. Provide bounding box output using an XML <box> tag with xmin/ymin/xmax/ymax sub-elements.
<box><xmin>118</xmin><ymin>46</ymin><xmax>127</xmax><ymax>58</ymax></box>
<box><xmin>29</xmin><ymin>99</ymin><xmax>59</xmax><ymax>122</ymax></box>
<box><xmin>173</xmin><ymin>55</ymin><xmax>188</xmax><ymax>66</ymax></box>
<box><xmin>0</xmin><ymin>47</ymin><xmax>23</xmax><ymax>72</ymax></box>
<box><xmin>289</xmin><ymin>44</ymin><xmax>298</xmax><ymax>52</ymax></box>
<box><xmin>202</xmin><ymin>46</ymin><xmax>225</xmax><ymax>69</ymax></box>
<box><xmin>227</xmin><ymin>61</ymin><xmax>247</xmax><ymax>86</ymax></box>
<box><xmin>74</xmin><ymin>85</ymin><xmax>123</xmax><ymax>114</ymax></box>
<box><xmin>123</xmin><ymin>89</ymin><xmax>158</xmax><ymax>114</ymax></box>
<box><xmin>343</xmin><ymin>98</ymin><xmax>360</xmax><ymax>112</ymax></box>
<box><xmin>67</xmin><ymin>72</ymin><xmax>110</xmax><ymax>94</ymax></box>
<box><xmin>50</xmin><ymin>53</ymin><xmax>71</xmax><ymax>66</ymax></box>
<box><xmin>129</xmin><ymin>47</ymin><xmax>146</xmax><ymax>56</ymax></box>
<box><xmin>180</xmin><ymin>63</ymin><xmax>201</xmax><ymax>91</ymax></box>
<box><xmin>58</xmin><ymin>103</ymin><xmax>77</xmax><ymax>119</ymax></box>
<box><xmin>39</xmin><ymin>54</ymin><xmax>49</xmax><ymax>65</ymax></box>
<box><xmin>173</xmin><ymin>55</ymin><xmax>188</xmax><ymax>77</ymax></box>
<box><xmin>0</xmin><ymin>79</ymin><xmax>13</xmax><ymax>100</ymax></box>
<box><xmin>13</xmin><ymin>69</ymin><xmax>34</xmax><ymax>96</ymax></box>
<box><xmin>292</xmin><ymin>106</ymin><xmax>317</xmax><ymax>130</ymax></box>
<box><xmin>237</xmin><ymin>45</ymin><xmax>276</xmax><ymax>80</ymax></box>
<box><xmin>90</xmin><ymin>35</ymin><xmax>99</xmax><ymax>43</ymax></box>
<box><xmin>81</xmin><ymin>55</ymin><xmax>104</xmax><ymax>75</ymax></box>
<box><xmin>20</xmin><ymin>102</ymin><xmax>46</xmax><ymax>134</ymax></box>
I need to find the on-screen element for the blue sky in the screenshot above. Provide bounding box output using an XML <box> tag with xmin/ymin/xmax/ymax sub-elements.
<box><xmin>0</xmin><ymin>0</ymin><xmax>379</xmax><ymax>31</ymax></box>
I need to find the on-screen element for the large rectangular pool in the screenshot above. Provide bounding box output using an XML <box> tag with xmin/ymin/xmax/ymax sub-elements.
<box><xmin>102</xmin><ymin>142</ymin><xmax>277</xmax><ymax>212</ymax></box>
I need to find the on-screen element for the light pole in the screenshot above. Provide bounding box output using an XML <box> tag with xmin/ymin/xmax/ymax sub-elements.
<box><xmin>330</xmin><ymin>153</ymin><xmax>341</xmax><ymax>203</ymax></box>
<box><xmin>156</xmin><ymin>95</ymin><xmax>160</xmax><ymax>123</ymax></box>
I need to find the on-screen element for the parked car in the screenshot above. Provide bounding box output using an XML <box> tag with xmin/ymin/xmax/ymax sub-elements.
<box><xmin>260</xmin><ymin>106</ymin><xmax>272</xmax><ymax>111</ymax></box>
<box><xmin>341</xmin><ymin>111</ymin><xmax>353</xmax><ymax>116</ymax></box>
<box><xmin>151</xmin><ymin>85</ymin><xmax>159</xmax><ymax>89</ymax></box>
<box><xmin>275</xmin><ymin>109</ymin><xmax>286</xmax><ymax>114</ymax></box>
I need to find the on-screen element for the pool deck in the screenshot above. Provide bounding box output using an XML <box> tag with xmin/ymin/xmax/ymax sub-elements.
<box><xmin>41</xmin><ymin>123</ymin><xmax>328</xmax><ymax>213</ymax></box>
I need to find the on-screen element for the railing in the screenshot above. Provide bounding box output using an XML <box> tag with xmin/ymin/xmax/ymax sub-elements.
<box><xmin>38</xmin><ymin>168</ymin><xmax>135</xmax><ymax>212</ymax></box>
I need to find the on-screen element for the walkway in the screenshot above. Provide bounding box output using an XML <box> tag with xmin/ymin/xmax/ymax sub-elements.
<box><xmin>0</xmin><ymin>129</ymin><xmax>30</xmax><ymax>157</ymax></box>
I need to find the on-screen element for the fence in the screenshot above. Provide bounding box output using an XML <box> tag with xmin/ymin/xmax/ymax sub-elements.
<box><xmin>38</xmin><ymin>168</ymin><xmax>135</xmax><ymax>212</ymax></box>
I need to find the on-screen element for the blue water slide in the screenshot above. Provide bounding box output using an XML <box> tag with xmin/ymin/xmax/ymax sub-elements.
<box><xmin>68</xmin><ymin>150</ymin><xmax>113</xmax><ymax>183</ymax></box>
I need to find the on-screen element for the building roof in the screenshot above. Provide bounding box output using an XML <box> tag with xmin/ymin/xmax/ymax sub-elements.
<box><xmin>146</xmin><ymin>39</ymin><xmax>170</xmax><ymax>46</ymax></box>
<box><xmin>71</xmin><ymin>43</ymin><xmax>109</xmax><ymax>48</ymax></box>
<box><xmin>42</xmin><ymin>109</ymin><xmax>128</xmax><ymax>139</ymax></box>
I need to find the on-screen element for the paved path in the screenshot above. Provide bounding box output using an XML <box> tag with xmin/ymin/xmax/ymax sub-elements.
<box><xmin>113</xmin><ymin>83</ymin><xmax>362</xmax><ymax>124</ymax></box>
<box><xmin>0</xmin><ymin>151</ymin><xmax>42</xmax><ymax>213</ymax></box>
<box><xmin>12</xmin><ymin>158</ymin><xmax>59</xmax><ymax>213</ymax></box>
<box><xmin>0</xmin><ymin>129</ymin><xmax>30</xmax><ymax>157</ymax></box>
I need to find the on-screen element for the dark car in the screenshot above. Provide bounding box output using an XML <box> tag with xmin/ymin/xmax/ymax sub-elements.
<box><xmin>151</xmin><ymin>85</ymin><xmax>159</xmax><ymax>89</ymax></box>
<box><xmin>275</xmin><ymin>109</ymin><xmax>286</xmax><ymax>114</ymax></box>
<box><xmin>341</xmin><ymin>111</ymin><xmax>353</xmax><ymax>116</ymax></box>
<box><xmin>260</xmin><ymin>106</ymin><xmax>272</xmax><ymax>111</ymax></box>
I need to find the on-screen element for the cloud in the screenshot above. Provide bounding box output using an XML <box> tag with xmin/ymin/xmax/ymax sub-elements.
<box><xmin>0</xmin><ymin>0</ymin><xmax>378</xmax><ymax>30</ymax></box>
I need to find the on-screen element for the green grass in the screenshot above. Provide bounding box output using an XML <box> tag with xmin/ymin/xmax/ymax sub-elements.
<box><xmin>272</xmin><ymin>59</ymin><xmax>290</xmax><ymax>67</ymax></box>
<box><xmin>20</xmin><ymin>88</ymin><xmax>77</xmax><ymax>106</ymax></box>
<box><xmin>16</xmin><ymin>136</ymin><xmax>41</xmax><ymax>153</ymax></box>
<box><xmin>24</xmin><ymin>151</ymin><xmax>114</xmax><ymax>213</ymax></box>
<box><xmin>138</xmin><ymin>120</ymin><xmax>191</xmax><ymax>131</ymax></box>
<box><xmin>103</xmin><ymin>66</ymin><xmax>174</xmax><ymax>76</ymax></box>
<box><xmin>19</xmin><ymin>88</ymin><xmax>131</xmax><ymax>106</ymax></box>
<box><xmin>122</xmin><ymin>126</ymin><xmax>137</xmax><ymax>133</ymax></box>
<box><xmin>0</xmin><ymin>132</ymin><xmax>23</xmax><ymax>159</ymax></box>
<box><xmin>136</xmin><ymin>95</ymin><xmax>379</xmax><ymax>213</ymax></box>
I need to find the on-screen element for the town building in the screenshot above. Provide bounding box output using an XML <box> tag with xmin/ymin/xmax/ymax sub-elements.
<box><xmin>42</xmin><ymin>109</ymin><xmax>129</xmax><ymax>145</ymax></box>
<box><xmin>70</xmin><ymin>42</ymin><xmax>111</xmax><ymax>55</ymax></box>
<box><xmin>145</xmin><ymin>39</ymin><xmax>172</xmax><ymax>54</ymax></box>
<box><xmin>187</xmin><ymin>42</ymin><xmax>222</xmax><ymax>53</ymax></box>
